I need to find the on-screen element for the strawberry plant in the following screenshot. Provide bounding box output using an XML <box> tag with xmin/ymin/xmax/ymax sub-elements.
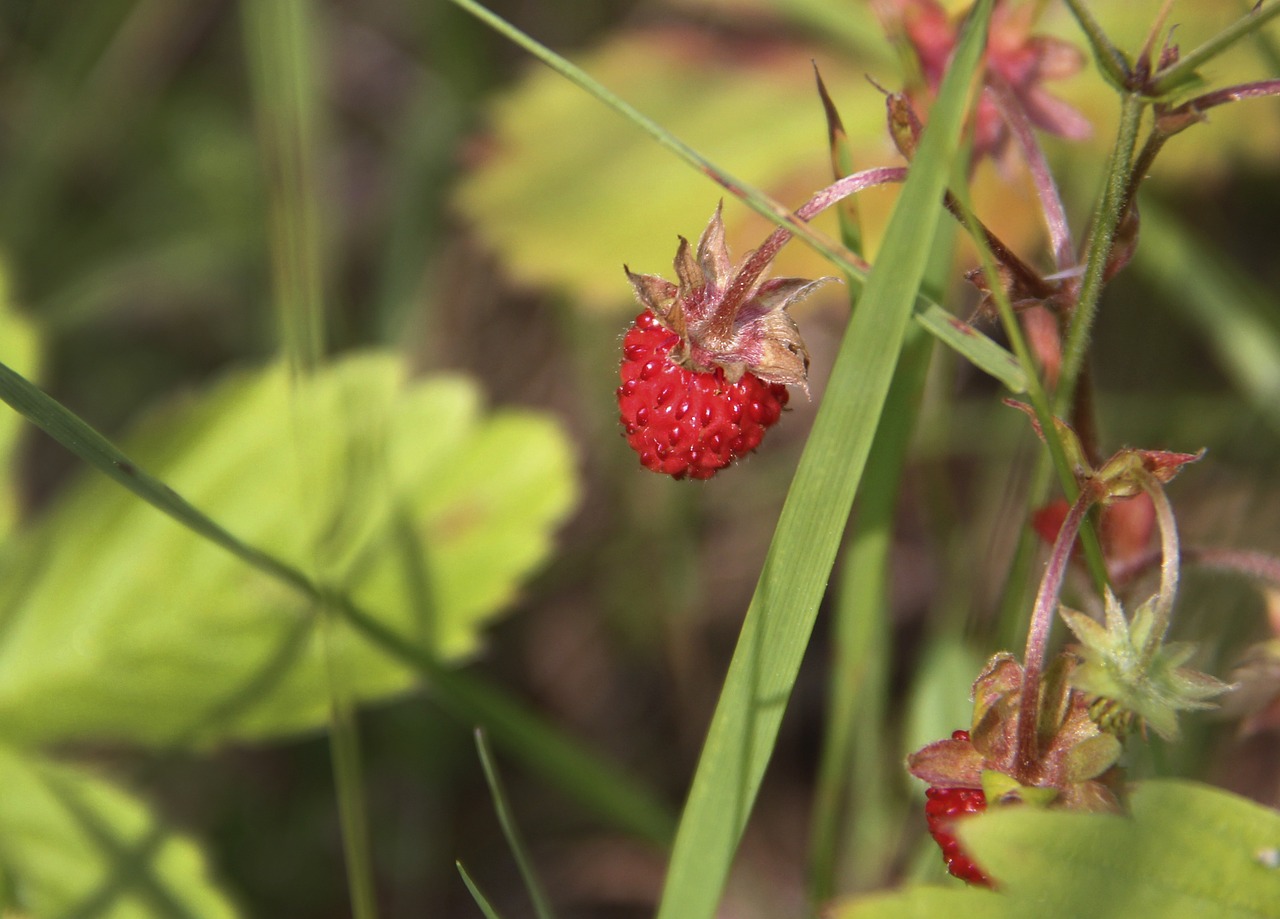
<box><xmin>0</xmin><ymin>0</ymin><xmax>1278</xmax><ymax>917</ymax></box>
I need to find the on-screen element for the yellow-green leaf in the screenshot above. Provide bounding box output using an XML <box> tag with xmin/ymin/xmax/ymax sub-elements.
<box><xmin>0</xmin><ymin>352</ymin><xmax>577</xmax><ymax>748</ymax></box>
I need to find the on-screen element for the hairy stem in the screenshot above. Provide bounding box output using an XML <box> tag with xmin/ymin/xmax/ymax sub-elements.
<box><xmin>1016</xmin><ymin>487</ymin><xmax>1095</xmax><ymax>779</ymax></box>
<box><xmin>1061</xmin><ymin>0</ymin><xmax>1131</xmax><ymax>89</ymax></box>
<box><xmin>1054</xmin><ymin>93</ymin><xmax>1144</xmax><ymax>416</ymax></box>
<box><xmin>1141</xmin><ymin>475</ymin><xmax>1181</xmax><ymax>659</ymax></box>
<box><xmin>743</xmin><ymin>166</ymin><xmax>909</xmax><ymax>280</ymax></box>
<box><xmin>724</xmin><ymin>167</ymin><xmax>907</xmax><ymax>317</ymax></box>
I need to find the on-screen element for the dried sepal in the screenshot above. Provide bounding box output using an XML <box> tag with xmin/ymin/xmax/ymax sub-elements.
<box><xmin>1095</xmin><ymin>447</ymin><xmax>1206</xmax><ymax>500</ymax></box>
<box><xmin>1006</xmin><ymin>399</ymin><xmax>1205</xmax><ymax>503</ymax></box>
<box><xmin>626</xmin><ymin>203</ymin><xmax>828</xmax><ymax>393</ymax></box>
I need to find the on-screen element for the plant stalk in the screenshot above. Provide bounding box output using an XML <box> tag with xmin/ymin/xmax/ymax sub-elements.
<box><xmin>1015</xmin><ymin>487</ymin><xmax>1095</xmax><ymax>779</ymax></box>
<box><xmin>1054</xmin><ymin>92</ymin><xmax>1144</xmax><ymax>416</ymax></box>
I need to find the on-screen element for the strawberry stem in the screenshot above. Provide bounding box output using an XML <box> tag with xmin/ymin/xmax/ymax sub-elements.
<box><xmin>1140</xmin><ymin>473</ymin><xmax>1181</xmax><ymax>661</ymax></box>
<box><xmin>1015</xmin><ymin>486</ymin><xmax>1096</xmax><ymax>780</ymax></box>
<box><xmin>742</xmin><ymin>166</ymin><xmax>910</xmax><ymax>286</ymax></box>
<box><xmin>719</xmin><ymin>167</ymin><xmax>908</xmax><ymax>319</ymax></box>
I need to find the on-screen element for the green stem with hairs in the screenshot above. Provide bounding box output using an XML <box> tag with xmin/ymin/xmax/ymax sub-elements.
<box><xmin>1054</xmin><ymin>92</ymin><xmax>1144</xmax><ymax>416</ymax></box>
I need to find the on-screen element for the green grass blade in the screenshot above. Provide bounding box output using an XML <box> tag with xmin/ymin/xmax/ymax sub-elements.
<box><xmin>913</xmin><ymin>303</ymin><xmax>1026</xmax><ymax>392</ymax></box>
<box><xmin>0</xmin><ymin>360</ymin><xmax>673</xmax><ymax>845</ymax></box>
<box><xmin>457</xmin><ymin>862</ymin><xmax>506</xmax><ymax>919</ymax></box>
<box><xmin>807</xmin><ymin>93</ymin><xmax>939</xmax><ymax>899</ymax></box>
<box><xmin>1135</xmin><ymin>202</ymin><xmax>1280</xmax><ymax>431</ymax></box>
<box><xmin>445</xmin><ymin>0</ymin><xmax>1026</xmax><ymax>394</ymax></box>
<box><xmin>475</xmin><ymin>730</ymin><xmax>558</xmax><ymax>919</ymax></box>
<box><xmin>654</xmin><ymin>4</ymin><xmax>992</xmax><ymax>917</ymax></box>
<box><xmin>241</xmin><ymin>3</ymin><xmax>378</xmax><ymax>915</ymax></box>
<box><xmin>809</xmin><ymin>326</ymin><xmax>930</xmax><ymax>900</ymax></box>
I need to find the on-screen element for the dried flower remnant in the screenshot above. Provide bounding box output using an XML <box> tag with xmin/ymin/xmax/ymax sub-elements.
<box><xmin>879</xmin><ymin>0</ymin><xmax>1091</xmax><ymax>163</ymax></box>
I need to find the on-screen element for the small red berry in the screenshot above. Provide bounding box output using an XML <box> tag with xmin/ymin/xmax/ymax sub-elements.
<box><xmin>617</xmin><ymin>204</ymin><xmax>827</xmax><ymax>479</ymax></box>
<box><xmin>925</xmin><ymin>785</ymin><xmax>991</xmax><ymax>886</ymax></box>
<box><xmin>617</xmin><ymin>311</ymin><xmax>789</xmax><ymax>480</ymax></box>
<box><xmin>922</xmin><ymin>732</ymin><xmax>993</xmax><ymax>887</ymax></box>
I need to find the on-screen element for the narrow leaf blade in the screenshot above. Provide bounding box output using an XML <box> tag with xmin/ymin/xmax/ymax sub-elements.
<box><xmin>655</xmin><ymin>4</ymin><xmax>993</xmax><ymax>917</ymax></box>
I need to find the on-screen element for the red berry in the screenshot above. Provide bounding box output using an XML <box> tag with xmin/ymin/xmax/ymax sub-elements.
<box><xmin>617</xmin><ymin>311</ymin><xmax>788</xmax><ymax>480</ymax></box>
<box><xmin>922</xmin><ymin>730</ymin><xmax>993</xmax><ymax>887</ymax></box>
<box><xmin>924</xmin><ymin>786</ymin><xmax>991</xmax><ymax>886</ymax></box>
<box><xmin>616</xmin><ymin>205</ymin><xmax>825</xmax><ymax>479</ymax></box>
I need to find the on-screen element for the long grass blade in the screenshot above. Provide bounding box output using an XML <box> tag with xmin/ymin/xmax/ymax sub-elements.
<box><xmin>807</xmin><ymin>85</ymin><xmax>930</xmax><ymax>900</ymax></box>
<box><xmin>654</xmin><ymin>5</ymin><xmax>992</xmax><ymax>917</ymax></box>
<box><xmin>809</xmin><ymin>326</ymin><xmax>930</xmax><ymax>900</ymax></box>
<box><xmin>457</xmin><ymin>862</ymin><xmax>506</xmax><ymax>919</ymax></box>
<box><xmin>475</xmin><ymin>729</ymin><xmax>558</xmax><ymax>919</ymax></box>
<box><xmin>241</xmin><ymin>4</ymin><xmax>379</xmax><ymax>916</ymax></box>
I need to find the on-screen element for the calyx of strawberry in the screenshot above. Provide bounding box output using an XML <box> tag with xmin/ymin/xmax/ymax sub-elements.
<box><xmin>908</xmin><ymin>652</ymin><xmax>1124</xmax><ymax>813</ymax></box>
<box><xmin>1062</xmin><ymin>591</ymin><xmax>1232</xmax><ymax>740</ymax></box>
<box><xmin>623</xmin><ymin>204</ymin><xmax>829</xmax><ymax>394</ymax></box>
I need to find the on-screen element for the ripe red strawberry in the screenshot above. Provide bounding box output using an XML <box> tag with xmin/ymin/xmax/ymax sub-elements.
<box><xmin>617</xmin><ymin>311</ymin><xmax>789</xmax><ymax>479</ymax></box>
<box><xmin>925</xmin><ymin>785</ymin><xmax>991</xmax><ymax>886</ymax></box>
<box><xmin>617</xmin><ymin>204</ymin><xmax>827</xmax><ymax>479</ymax></box>
<box><xmin>922</xmin><ymin>731</ymin><xmax>993</xmax><ymax>887</ymax></box>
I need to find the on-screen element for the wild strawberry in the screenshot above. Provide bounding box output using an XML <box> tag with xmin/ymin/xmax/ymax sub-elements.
<box><xmin>617</xmin><ymin>311</ymin><xmax>789</xmax><ymax>479</ymax></box>
<box><xmin>921</xmin><ymin>731</ymin><xmax>992</xmax><ymax>886</ymax></box>
<box><xmin>617</xmin><ymin>204</ymin><xmax>827</xmax><ymax>479</ymax></box>
<box><xmin>925</xmin><ymin>785</ymin><xmax>991</xmax><ymax>886</ymax></box>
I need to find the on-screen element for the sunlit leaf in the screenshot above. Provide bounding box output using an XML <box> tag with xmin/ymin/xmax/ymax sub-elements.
<box><xmin>0</xmin><ymin>352</ymin><xmax>577</xmax><ymax>748</ymax></box>
<box><xmin>0</xmin><ymin>744</ymin><xmax>240</xmax><ymax>919</ymax></box>
<box><xmin>455</xmin><ymin>27</ymin><xmax>878</xmax><ymax>308</ymax></box>
<box><xmin>458</xmin><ymin>2</ymin><xmax>1280</xmax><ymax>313</ymax></box>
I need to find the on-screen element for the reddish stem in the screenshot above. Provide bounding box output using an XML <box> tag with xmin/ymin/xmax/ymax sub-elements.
<box><xmin>1112</xmin><ymin>546</ymin><xmax>1280</xmax><ymax>591</ymax></box>
<box><xmin>722</xmin><ymin>167</ymin><xmax>907</xmax><ymax>316</ymax></box>
<box><xmin>746</xmin><ymin>167</ymin><xmax>908</xmax><ymax>274</ymax></box>
<box><xmin>1015</xmin><ymin>486</ymin><xmax>1096</xmax><ymax>780</ymax></box>
<box><xmin>988</xmin><ymin>76</ymin><xmax>1075</xmax><ymax>272</ymax></box>
<box><xmin>1168</xmin><ymin>78</ymin><xmax>1280</xmax><ymax>117</ymax></box>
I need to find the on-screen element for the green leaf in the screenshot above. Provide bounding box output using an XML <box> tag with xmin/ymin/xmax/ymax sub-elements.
<box><xmin>454</xmin><ymin>27</ymin><xmax>878</xmax><ymax>307</ymax></box>
<box><xmin>654</xmin><ymin>4</ymin><xmax>992</xmax><ymax>917</ymax></box>
<box><xmin>832</xmin><ymin>885</ymin><xmax>1006</xmax><ymax>919</ymax></box>
<box><xmin>831</xmin><ymin>780</ymin><xmax>1280</xmax><ymax>919</ymax></box>
<box><xmin>968</xmin><ymin>779</ymin><xmax>1280</xmax><ymax>917</ymax></box>
<box><xmin>0</xmin><ymin>745</ymin><xmax>240</xmax><ymax>919</ymax></box>
<box><xmin>0</xmin><ymin>346</ymin><xmax>669</xmax><ymax>844</ymax></box>
<box><xmin>0</xmin><ymin>262</ymin><xmax>41</xmax><ymax>538</ymax></box>
<box><xmin>0</xmin><ymin>352</ymin><xmax>577</xmax><ymax>748</ymax></box>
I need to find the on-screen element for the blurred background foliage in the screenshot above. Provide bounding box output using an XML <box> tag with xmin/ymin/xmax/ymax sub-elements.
<box><xmin>0</xmin><ymin>0</ymin><xmax>1277</xmax><ymax>917</ymax></box>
